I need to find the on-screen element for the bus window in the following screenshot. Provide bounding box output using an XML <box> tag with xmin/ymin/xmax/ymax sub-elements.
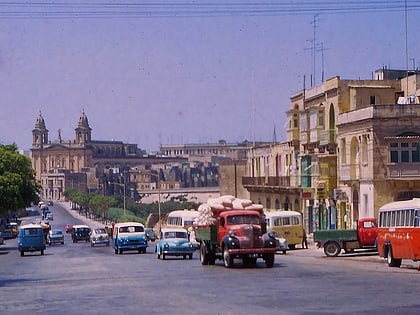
<box><xmin>414</xmin><ymin>210</ymin><xmax>420</xmax><ymax>227</ymax></box>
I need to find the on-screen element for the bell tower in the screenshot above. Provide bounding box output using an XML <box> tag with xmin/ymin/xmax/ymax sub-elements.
<box><xmin>32</xmin><ymin>111</ymin><xmax>49</xmax><ymax>148</ymax></box>
<box><xmin>75</xmin><ymin>110</ymin><xmax>92</xmax><ymax>145</ymax></box>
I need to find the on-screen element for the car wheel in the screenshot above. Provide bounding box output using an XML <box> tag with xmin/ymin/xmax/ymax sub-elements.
<box><xmin>223</xmin><ymin>246</ymin><xmax>233</xmax><ymax>268</ymax></box>
<box><xmin>119</xmin><ymin>249</ymin><xmax>123</xmax><ymax>255</ymax></box>
<box><xmin>324</xmin><ymin>241</ymin><xmax>341</xmax><ymax>257</ymax></box>
<box><xmin>20</xmin><ymin>251</ymin><xmax>24</xmax><ymax>257</ymax></box>
<box><xmin>282</xmin><ymin>250</ymin><xmax>287</xmax><ymax>255</ymax></box>
<box><xmin>200</xmin><ymin>242</ymin><xmax>209</xmax><ymax>265</ymax></box>
<box><xmin>265</xmin><ymin>253</ymin><xmax>275</xmax><ymax>268</ymax></box>
<box><xmin>41</xmin><ymin>250</ymin><xmax>45</xmax><ymax>256</ymax></box>
<box><xmin>387</xmin><ymin>246</ymin><xmax>402</xmax><ymax>268</ymax></box>
<box><xmin>114</xmin><ymin>248</ymin><xmax>118</xmax><ymax>255</ymax></box>
<box><xmin>189</xmin><ymin>254</ymin><xmax>193</xmax><ymax>260</ymax></box>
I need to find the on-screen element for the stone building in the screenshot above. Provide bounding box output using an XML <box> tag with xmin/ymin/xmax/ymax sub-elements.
<box><xmin>31</xmin><ymin>111</ymin><xmax>186</xmax><ymax>201</ymax></box>
<box><xmin>242</xmin><ymin>69</ymin><xmax>420</xmax><ymax>233</ymax></box>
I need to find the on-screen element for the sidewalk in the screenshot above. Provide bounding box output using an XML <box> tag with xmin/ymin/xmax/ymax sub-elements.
<box><xmin>56</xmin><ymin>201</ymin><xmax>107</xmax><ymax>229</ymax></box>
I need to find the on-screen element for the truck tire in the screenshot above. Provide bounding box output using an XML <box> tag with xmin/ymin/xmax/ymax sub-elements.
<box><xmin>387</xmin><ymin>246</ymin><xmax>402</xmax><ymax>268</ymax></box>
<box><xmin>223</xmin><ymin>246</ymin><xmax>233</xmax><ymax>268</ymax></box>
<box><xmin>324</xmin><ymin>241</ymin><xmax>341</xmax><ymax>257</ymax></box>
<box><xmin>265</xmin><ymin>253</ymin><xmax>275</xmax><ymax>268</ymax></box>
<box><xmin>200</xmin><ymin>242</ymin><xmax>209</xmax><ymax>265</ymax></box>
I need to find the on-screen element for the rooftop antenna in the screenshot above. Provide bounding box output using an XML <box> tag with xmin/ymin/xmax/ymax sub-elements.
<box><xmin>252</xmin><ymin>71</ymin><xmax>256</xmax><ymax>147</ymax></box>
<box><xmin>404</xmin><ymin>0</ymin><xmax>409</xmax><ymax>97</ymax></box>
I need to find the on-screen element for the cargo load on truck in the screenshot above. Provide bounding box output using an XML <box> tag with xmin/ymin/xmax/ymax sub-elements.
<box><xmin>194</xmin><ymin>195</ymin><xmax>277</xmax><ymax>268</ymax></box>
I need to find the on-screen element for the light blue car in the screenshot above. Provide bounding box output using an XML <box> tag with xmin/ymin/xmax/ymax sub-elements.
<box><xmin>155</xmin><ymin>228</ymin><xmax>195</xmax><ymax>260</ymax></box>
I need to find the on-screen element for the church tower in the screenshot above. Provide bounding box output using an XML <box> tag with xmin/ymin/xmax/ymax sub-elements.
<box><xmin>75</xmin><ymin>110</ymin><xmax>92</xmax><ymax>145</ymax></box>
<box><xmin>32</xmin><ymin>111</ymin><xmax>49</xmax><ymax>148</ymax></box>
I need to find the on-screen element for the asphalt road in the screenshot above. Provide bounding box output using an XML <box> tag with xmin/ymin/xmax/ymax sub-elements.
<box><xmin>1</xmin><ymin>203</ymin><xmax>420</xmax><ymax>315</ymax></box>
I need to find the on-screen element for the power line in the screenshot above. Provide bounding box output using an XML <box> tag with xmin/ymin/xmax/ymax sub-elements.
<box><xmin>0</xmin><ymin>1</ymin><xmax>419</xmax><ymax>19</ymax></box>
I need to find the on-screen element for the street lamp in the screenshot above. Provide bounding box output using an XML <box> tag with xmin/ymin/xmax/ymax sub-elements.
<box><xmin>109</xmin><ymin>181</ymin><xmax>126</xmax><ymax>222</ymax></box>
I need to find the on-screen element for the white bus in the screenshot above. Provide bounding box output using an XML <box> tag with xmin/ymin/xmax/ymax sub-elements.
<box><xmin>166</xmin><ymin>209</ymin><xmax>200</xmax><ymax>248</ymax></box>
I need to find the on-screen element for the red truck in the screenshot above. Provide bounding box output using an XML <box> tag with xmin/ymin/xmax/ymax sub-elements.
<box><xmin>194</xmin><ymin>196</ymin><xmax>277</xmax><ymax>268</ymax></box>
<box><xmin>313</xmin><ymin>218</ymin><xmax>378</xmax><ymax>257</ymax></box>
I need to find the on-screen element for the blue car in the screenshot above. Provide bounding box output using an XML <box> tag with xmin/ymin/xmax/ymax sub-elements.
<box><xmin>17</xmin><ymin>224</ymin><xmax>46</xmax><ymax>256</ymax></box>
<box><xmin>155</xmin><ymin>228</ymin><xmax>195</xmax><ymax>260</ymax></box>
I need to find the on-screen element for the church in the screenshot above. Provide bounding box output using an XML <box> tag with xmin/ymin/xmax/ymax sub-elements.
<box><xmin>31</xmin><ymin>111</ymin><xmax>185</xmax><ymax>200</ymax></box>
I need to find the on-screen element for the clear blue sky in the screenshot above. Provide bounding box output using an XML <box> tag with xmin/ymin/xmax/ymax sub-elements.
<box><xmin>1</xmin><ymin>1</ymin><xmax>419</xmax><ymax>152</ymax></box>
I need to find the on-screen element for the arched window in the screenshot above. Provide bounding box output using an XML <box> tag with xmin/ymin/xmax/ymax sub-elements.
<box><xmin>266</xmin><ymin>197</ymin><xmax>271</xmax><ymax>210</ymax></box>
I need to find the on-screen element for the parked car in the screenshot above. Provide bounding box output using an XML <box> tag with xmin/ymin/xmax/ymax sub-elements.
<box><xmin>71</xmin><ymin>225</ymin><xmax>91</xmax><ymax>243</ymax></box>
<box><xmin>155</xmin><ymin>228</ymin><xmax>194</xmax><ymax>260</ymax></box>
<box><xmin>90</xmin><ymin>227</ymin><xmax>110</xmax><ymax>247</ymax></box>
<box><xmin>17</xmin><ymin>223</ymin><xmax>46</xmax><ymax>256</ymax></box>
<box><xmin>47</xmin><ymin>229</ymin><xmax>65</xmax><ymax>245</ymax></box>
<box><xmin>145</xmin><ymin>228</ymin><xmax>157</xmax><ymax>242</ymax></box>
<box><xmin>65</xmin><ymin>224</ymin><xmax>73</xmax><ymax>234</ymax></box>
<box><xmin>269</xmin><ymin>231</ymin><xmax>289</xmax><ymax>255</ymax></box>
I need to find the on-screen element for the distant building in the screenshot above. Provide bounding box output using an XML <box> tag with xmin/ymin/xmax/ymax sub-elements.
<box><xmin>159</xmin><ymin>140</ymin><xmax>265</xmax><ymax>164</ymax></box>
<box><xmin>31</xmin><ymin>111</ymin><xmax>186</xmax><ymax>200</ymax></box>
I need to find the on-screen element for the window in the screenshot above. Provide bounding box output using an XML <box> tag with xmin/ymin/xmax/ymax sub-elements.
<box><xmin>370</xmin><ymin>95</ymin><xmax>376</xmax><ymax>104</ymax></box>
<box><xmin>412</xmin><ymin>143</ymin><xmax>420</xmax><ymax>162</ymax></box>
<box><xmin>318</xmin><ymin>110</ymin><xmax>324</xmax><ymax>127</ymax></box>
<box><xmin>390</xmin><ymin>143</ymin><xmax>398</xmax><ymax>162</ymax></box>
<box><xmin>401</xmin><ymin>143</ymin><xmax>409</xmax><ymax>162</ymax></box>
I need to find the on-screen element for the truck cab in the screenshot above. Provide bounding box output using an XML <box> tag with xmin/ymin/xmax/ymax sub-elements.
<box><xmin>357</xmin><ymin>218</ymin><xmax>377</xmax><ymax>246</ymax></box>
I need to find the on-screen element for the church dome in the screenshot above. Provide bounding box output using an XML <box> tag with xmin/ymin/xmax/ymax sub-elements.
<box><xmin>34</xmin><ymin>111</ymin><xmax>47</xmax><ymax>130</ymax></box>
<box><xmin>77</xmin><ymin>110</ymin><xmax>90</xmax><ymax>128</ymax></box>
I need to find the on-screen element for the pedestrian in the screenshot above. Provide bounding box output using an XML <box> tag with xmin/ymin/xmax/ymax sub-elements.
<box><xmin>302</xmin><ymin>228</ymin><xmax>308</xmax><ymax>249</ymax></box>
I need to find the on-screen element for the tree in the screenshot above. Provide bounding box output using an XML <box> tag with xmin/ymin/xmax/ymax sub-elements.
<box><xmin>0</xmin><ymin>144</ymin><xmax>41</xmax><ymax>217</ymax></box>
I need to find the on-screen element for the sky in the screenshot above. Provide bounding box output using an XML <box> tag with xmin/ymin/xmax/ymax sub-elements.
<box><xmin>0</xmin><ymin>1</ymin><xmax>419</xmax><ymax>152</ymax></box>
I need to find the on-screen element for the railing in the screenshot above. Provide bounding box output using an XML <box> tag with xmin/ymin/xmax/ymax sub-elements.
<box><xmin>387</xmin><ymin>164</ymin><xmax>420</xmax><ymax>178</ymax></box>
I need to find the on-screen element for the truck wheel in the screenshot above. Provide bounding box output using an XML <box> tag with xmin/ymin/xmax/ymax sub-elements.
<box><xmin>324</xmin><ymin>241</ymin><xmax>341</xmax><ymax>257</ymax></box>
<box><xmin>223</xmin><ymin>246</ymin><xmax>233</xmax><ymax>268</ymax></box>
<box><xmin>265</xmin><ymin>253</ymin><xmax>275</xmax><ymax>268</ymax></box>
<box><xmin>387</xmin><ymin>246</ymin><xmax>402</xmax><ymax>268</ymax></box>
<box><xmin>200</xmin><ymin>243</ymin><xmax>209</xmax><ymax>265</ymax></box>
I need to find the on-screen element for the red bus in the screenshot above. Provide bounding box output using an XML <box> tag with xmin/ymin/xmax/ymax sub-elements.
<box><xmin>377</xmin><ymin>198</ymin><xmax>420</xmax><ymax>268</ymax></box>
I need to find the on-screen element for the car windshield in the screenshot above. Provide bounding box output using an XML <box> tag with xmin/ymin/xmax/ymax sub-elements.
<box><xmin>119</xmin><ymin>226</ymin><xmax>144</xmax><ymax>233</ymax></box>
<box><xmin>164</xmin><ymin>231</ymin><xmax>187</xmax><ymax>239</ymax></box>
<box><xmin>95</xmin><ymin>228</ymin><xmax>106</xmax><ymax>234</ymax></box>
<box><xmin>227</xmin><ymin>215</ymin><xmax>260</xmax><ymax>225</ymax></box>
<box><xmin>52</xmin><ymin>230</ymin><xmax>62</xmax><ymax>235</ymax></box>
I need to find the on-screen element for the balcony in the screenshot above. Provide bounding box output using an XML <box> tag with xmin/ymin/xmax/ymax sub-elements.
<box><xmin>242</xmin><ymin>176</ymin><xmax>290</xmax><ymax>188</ymax></box>
<box><xmin>387</xmin><ymin>163</ymin><xmax>420</xmax><ymax>178</ymax></box>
